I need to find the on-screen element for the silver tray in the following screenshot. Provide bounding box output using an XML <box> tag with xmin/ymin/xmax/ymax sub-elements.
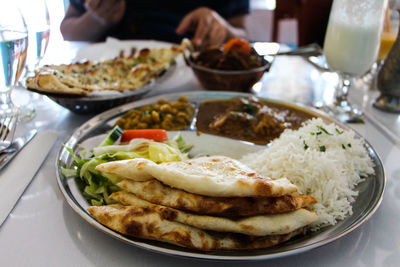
<box><xmin>56</xmin><ymin>91</ymin><xmax>385</xmax><ymax>260</ymax></box>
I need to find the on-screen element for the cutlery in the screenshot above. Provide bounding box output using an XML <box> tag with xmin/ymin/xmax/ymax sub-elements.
<box><xmin>274</xmin><ymin>43</ymin><xmax>323</xmax><ymax>57</ymax></box>
<box><xmin>0</xmin><ymin>129</ymin><xmax>37</xmax><ymax>170</ymax></box>
<box><xmin>0</xmin><ymin>113</ymin><xmax>18</xmax><ymax>153</ymax></box>
<box><xmin>254</xmin><ymin>42</ymin><xmax>323</xmax><ymax>57</ymax></box>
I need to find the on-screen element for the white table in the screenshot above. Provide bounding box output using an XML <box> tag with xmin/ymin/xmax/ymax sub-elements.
<box><xmin>1</xmin><ymin>41</ymin><xmax>399</xmax><ymax>267</ymax></box>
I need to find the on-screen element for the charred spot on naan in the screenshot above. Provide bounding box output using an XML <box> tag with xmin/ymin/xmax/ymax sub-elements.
<box><xmin>135</xmin><ymin>160</ymin><xmax>149</xmax><ymax>171</ymax></box>
<box><xmin>138</xmin><ymin>48</ymin><xmax>151</xmax><ymax>58</ymax></box>
<box><xmin>125</xmin><ymin>220</ymin><xmax>144</xmax><ymax>237</ymax></box>
<box><xmin>226</xmin><ymin>228</ymin><xmax>305</xmax><ymax>250</ymax></box>
<box><xmin>158</xmin><ymin>207</ymin><xmax>179</xmax><ymax>221</ymax></box>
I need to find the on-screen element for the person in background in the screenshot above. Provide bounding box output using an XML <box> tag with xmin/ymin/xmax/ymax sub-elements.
<box><xmin>60</xmin><ymin>0</ymin><xmax>249</xmax><ymax>49</ymax></box>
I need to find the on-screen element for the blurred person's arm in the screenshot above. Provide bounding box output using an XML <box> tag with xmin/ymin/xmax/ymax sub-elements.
<box><xmin>60</xmin><ymin>0</ymin><xmax>125</xmax><ymax>41</ymax></box>
<box><xmin>176</xmin><ymin>7</ymin><xmax>247</xmax><ymax>49</ymax></box>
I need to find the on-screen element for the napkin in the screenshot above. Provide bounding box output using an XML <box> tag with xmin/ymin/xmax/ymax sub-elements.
<box><xmin>0</xmin><ymin>130</ymin><xmax>58</xmax><ymax>226</ymax></box>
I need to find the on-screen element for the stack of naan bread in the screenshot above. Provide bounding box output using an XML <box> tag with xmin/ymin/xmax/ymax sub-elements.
<box><xmin>89</xmin><ymin>155</ymin><xmax>318</xmax><ymax>251</ymax></box>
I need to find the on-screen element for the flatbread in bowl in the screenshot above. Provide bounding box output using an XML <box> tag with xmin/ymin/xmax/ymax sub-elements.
<box><xmin>26</xmin><ymin>45</ymin><xmax>182</xmax><ymax>96</ymax></box>
<box><xmin>25</xmin><ymin>44</ymin><xmax>182</xmax><ymax>114</ymax></box>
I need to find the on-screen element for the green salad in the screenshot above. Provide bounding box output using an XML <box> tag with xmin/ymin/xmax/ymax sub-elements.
<box><xmin>63</xmin><ymin>126</ymin><xmax>193</xmax><ymax>206</ymax></box>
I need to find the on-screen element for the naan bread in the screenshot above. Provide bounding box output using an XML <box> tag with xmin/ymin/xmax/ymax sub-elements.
<box><xmin>88</xmin><ymin>204</ymin><xmax>305</xmax><ymax>251</ymax></box>
<box><xmin>115</xmin><ymin>179</ymin><xmax>317</xmax><ymax>216</ymax></box>
<box><xmin>26</xmin><ymin>46</ymin><xmax>181</xmax><ymax>95</ymax></box>
<box><xmin>96</xmin><ymin>156</ymin><xmax>298</xmax><ymax>197</ymax></box>
<box><xmin>109</xmin><ymin>193</ymin><xmax>318</xmax><ymax>236</ymax></box>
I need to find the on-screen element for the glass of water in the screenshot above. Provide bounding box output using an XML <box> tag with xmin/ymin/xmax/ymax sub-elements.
<box><xmin>323</xmin><ymin>0</ymin><xmax>387</xmax><ymax>123</ymax></box>
<box><xmin>0</xmin><ymin>2</ymin><xmax>29</xmax><ymax>116</ymax></box>
<box><xmin>15</xmin><ymin>0</ymin><xmax>50</xmax><ymax>121</ymax></box>
<box><xmin>18</xmin><ymin>0</ymin><xmax>50</xmax><ymax>76</ymax></box>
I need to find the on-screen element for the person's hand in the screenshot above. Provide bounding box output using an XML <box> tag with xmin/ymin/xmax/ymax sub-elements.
<box><xmin>176</xmin><ymin>7</ymin><xmax>239</xmax><ymax>49</ymax></box>
<box><xmin>85</xmin><ymin>0</ymin><xmax>125</xmax><ymax>26</ymax></box>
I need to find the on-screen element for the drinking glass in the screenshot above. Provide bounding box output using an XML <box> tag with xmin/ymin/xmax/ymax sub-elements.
<box><xmin>0</xmin><ymin>2</ymin><xmax>29</xmax><ymax>116</ymax></box>
<box><xmin>18</xmin><ymin>0</ymin><xmax>50</xmax><ymax>76</ymax></box>
<box><xmin>378</xmin><ymin>31</ymin><xmax>398</xmax><ymax>62</ymax></box>
<box><xmin>363</xmin><ymin>4</ymin><xmax>399</xmax><ymax>90</ymax></box>
<box><xmin>379</xmin><ymin>1</ymin><xmax>400</xmax><ymax>61</ymax></box>
<box><xmin>15</xmin><ymin>0</ymin><xmax>50</xmax><ymax>121</ymax></box>
<box><xmin>323</xmin><ymin>0</ymin><xmax>387</xmax><ymax>123</ymax></box>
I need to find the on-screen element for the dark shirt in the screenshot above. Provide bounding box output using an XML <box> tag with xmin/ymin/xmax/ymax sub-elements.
<box><xmin>69</xmin><ymin>0</ymin><xmax>250</xmax><ymax>43</ymax></box>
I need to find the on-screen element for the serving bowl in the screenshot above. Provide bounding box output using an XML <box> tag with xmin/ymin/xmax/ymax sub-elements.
<box><xmin>182</xmin><ymin>39</ymin><xmax>272</xmax><ymax>92</ymax></box>
<box><xmin>189</xmin><ymin>62</ymin><xmax>270</xmax><ymax>92</ymax></box>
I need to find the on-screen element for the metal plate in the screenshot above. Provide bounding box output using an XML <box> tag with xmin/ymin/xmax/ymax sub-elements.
<box><xmin>56</xmin><ymin>91</ymin><xmax>385</xmax><ymax>260</ymax></box>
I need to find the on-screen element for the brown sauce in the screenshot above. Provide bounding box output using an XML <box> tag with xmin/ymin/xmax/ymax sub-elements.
<box><xmin>196</xmin><ymin>97</ymin><xmax>315</xmax><ymax>145</ymax></box>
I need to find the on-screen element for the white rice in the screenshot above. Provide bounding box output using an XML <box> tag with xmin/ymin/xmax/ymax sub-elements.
<box><xmin>241</xmin><ymin>118</ymin><xmax>375</xmax><ymax>229</ymax></box>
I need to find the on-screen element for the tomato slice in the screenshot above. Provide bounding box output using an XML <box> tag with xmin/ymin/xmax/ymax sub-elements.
<box><xmin>223</xmin><ymin>38</ymin><xmax>252</xmax><ymax>56</ymax></box>
<box><xmin>120</xmin><ymin>129</ymin><xmax>168</xmax><ymax>142</ymax></box>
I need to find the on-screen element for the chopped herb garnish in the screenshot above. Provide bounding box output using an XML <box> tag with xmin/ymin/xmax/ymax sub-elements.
<box><xmin>303</xmin><ymin>140</ymin><xmax>309</xmax><ymax>150</ymax></box>
<box><xmin>142</xmin><ymin>109</ymin><xmax>153</xmax><ymax>116</ymax></box>
<box><xmin>319</xmin><ymin>145</ymin><xmax>326</xmax><ymax>152</ymax></box>
<box><xmin>241</xmin><ymin>103</ymin><xmax>257</xmax><ymax>116</ymax></box>
<box><xmin>335</xmin><ymin>128</ymin><xmax>344</xmax><ymax>134</ymax></box>
<box><xmin>310</xmin><ymin>131</ymin><xmax>322</xmax><ymax>136</ymax></box>
<box><xmin>348</xmin><ymin>143</ymin><xmax>352</xmax><ymax>148</ymax></box>
<box><xmin>317</xmin><ymin>126</ymin><xmax>333</xmax><ymax>135</ymax></box>
<box><xmin>342</xmin><ymin>144</ymin><xmax>346</xmax><ymax>149</ymax></box>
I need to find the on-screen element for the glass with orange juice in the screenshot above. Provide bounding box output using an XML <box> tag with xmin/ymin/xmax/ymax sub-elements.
<box><xmin>378</xmin><ymin>31</ymin><xmax>397</xmax><ymax>61</ymax></box>
<box><xmin>362</xmin><ymin>6</ymin><xmax>398</xmax><ymax>89</ymax></box>
<box><xmin>378</xmin><ymin>4</ymin><xmax>399</xmax><ymax>61</ymax></box>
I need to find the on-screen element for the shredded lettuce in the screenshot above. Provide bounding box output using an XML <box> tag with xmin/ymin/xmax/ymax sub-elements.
<box><xmin>64</xmin><ymin>133</ymin><xmax>192</xmax><ymax>206</ymax></box>
<box><xmin>170</xmin><ymin>133</ymin><xmax>194</xmax><ymax>153</ymax></box>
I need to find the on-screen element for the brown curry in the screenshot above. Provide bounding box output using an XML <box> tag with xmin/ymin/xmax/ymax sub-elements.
<box><xmin>196</xmin><ymin>97</ymin><xmax>315</xmax><ymax>145</ymax></box>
